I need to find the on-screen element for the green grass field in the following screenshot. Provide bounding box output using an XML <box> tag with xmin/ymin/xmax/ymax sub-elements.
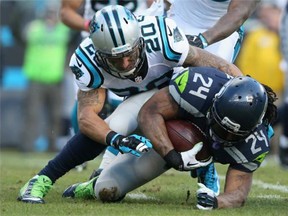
<box><xmin>0</xmin><ymin>150</ymin><xmax>287</xmax><ymax>216</ymax></box>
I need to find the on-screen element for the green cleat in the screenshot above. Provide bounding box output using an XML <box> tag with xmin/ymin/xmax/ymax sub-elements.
<box><xmin>62</xmin><ymin>176</ymin><xmax>98</xmax><ymax>199</ymax></box>
<box><xmin>17</xmin><ymin>175</ymin><xmax>53</xmax><ymax>204</ymax></box>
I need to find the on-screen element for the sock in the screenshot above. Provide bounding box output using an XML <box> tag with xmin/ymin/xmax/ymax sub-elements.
<box><xmin>38</xmin><ymin>132</ymin><xmax>106</xmax><ymax>183</ymax></box>
<box><xmin>98</xmin><ymin>146</ymin><xmax>119</xmax><ymax>169</ymax></box>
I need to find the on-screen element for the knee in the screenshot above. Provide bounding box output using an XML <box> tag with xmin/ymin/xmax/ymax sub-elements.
<box><xmin>97</xmin><ymin>186</ymin><xmax>125</xmax><ymax>202</ymax></box>
<box><xmin>95</xmin><ymin>180</ymin><xmax>125</xmax><ymax>202</ymax></box>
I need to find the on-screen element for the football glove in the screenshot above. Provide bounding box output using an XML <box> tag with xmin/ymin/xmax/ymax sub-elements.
<box><xmin>106</xmin><ymin>131</ymin><xmax>153</xmax><ymax>157</ymax></box>
<box><xmin>186</xmin><ymin>33</ymin><xmax>208</xmax><ymax>49</ymax></box>
<box><xmin>180</xmin><ymin>142</ymin><xmax>212</xmax><ymax>171</ymax></box>
<box><xmin>163</xmin><ymin>142</ymin><xmax>212</xmax><ymax>171</ymax></box>
<box><xmin>196</xmin><ymin>183</ymin><xmax>218</xmax><ymax>210</ymax></box>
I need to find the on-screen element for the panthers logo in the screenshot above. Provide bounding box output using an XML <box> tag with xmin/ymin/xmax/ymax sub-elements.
<box><xmin>90</xmin><ymin>15</ymin><xmax>100</xmax><ymax>34</ymax></box>
<box><xmin>71</xmin><ymin>66</ymin><xmax>84</xmax><ymax>80</ymax></box>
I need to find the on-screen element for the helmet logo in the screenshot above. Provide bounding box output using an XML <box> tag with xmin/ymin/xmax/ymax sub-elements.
<box><xmin>90</xmin><ymin>19</ymin><xmax>100</xmax><ymax>34</ymax></box>
<box><xmin>221</xmin><ymin>117</ymin><xmax>241</xmax><ymax>133</ymax></box>
<box><xmin>246</xmin><ymin>95</ymin><xmax>254</xmax><ymax>102</ymax></box>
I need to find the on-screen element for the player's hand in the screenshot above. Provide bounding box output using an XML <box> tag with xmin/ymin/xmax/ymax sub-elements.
<box><xmin>180</xmin><ymin>142</ymin><xmax>212</xmax><ymax>171</ymax></box>
<box><xmin>186</xmin><ymin>33</ymin><xmax>208</xmax><ymax>49</ymax></box>
<box><xmin>107</xmin><ymin>131</ymin><xmax>153</xmax><ymax>157</ymax></box>
<box><xmin>196</xmin><ymin>183</ymin><xmax>218</xmax><ymax>210</ymax></box>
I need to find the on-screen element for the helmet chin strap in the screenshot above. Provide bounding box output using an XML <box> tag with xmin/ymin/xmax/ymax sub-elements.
<box><xmin>121</xmin><ymin>68</ymin><xmax>136</xmax><ymax>78</ymax></box>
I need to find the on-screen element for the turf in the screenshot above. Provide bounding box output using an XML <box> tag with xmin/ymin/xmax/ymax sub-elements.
<box><xmin>0</xmin><ymin>150</ymin><xmax>287</xmax><ymax>216</ymax></box>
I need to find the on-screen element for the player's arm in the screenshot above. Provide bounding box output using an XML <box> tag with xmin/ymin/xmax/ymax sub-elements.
<box><xmin>77</xmin><ymin>88</ymin><xmax>111</xmax><ymax>144</ymax></box>
<box><xmin>183</xmin><ymin>45</ymin><xmax>243</xmax><ymax>77</ymax></box>
<box><xmin>78</xmin><ymin>88</ymin><xmax>152</xmax><ymax>155</ymax></box>
<box><xmin>197</xmin><ymin>166</ymin><xmax>252</xmax><ymax>209</ymax></box>
<box><xmin>202</xmin><ymin>0</ymin><xmax>259</xmax><ymax>45</ymax></box>
<box><xmin>217</xmin><ymin>167</ymin><xmax>252</xmax><ymax>208</ymax></box>
<box><xmin>60</xmin><ymin>0</ymin><xmax>89</xmax><ymax>32</ymax></box>
<box><xmin>139</xmin><ymin>87</ymin><xmax>209</xmax><ymax>170</ymax></box>
<box><xmin>138</xmin><ymin>87</ymin><xmax>178</xmax><ymax>157</ymax></box>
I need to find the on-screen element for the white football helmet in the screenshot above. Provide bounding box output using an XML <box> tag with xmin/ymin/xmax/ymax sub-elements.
<box><xmin>90</xmin><ymin>5</ymin><xmax>145</xmax><ymax>79</ymax></box>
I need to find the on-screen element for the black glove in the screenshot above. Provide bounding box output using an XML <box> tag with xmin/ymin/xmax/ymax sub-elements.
<box><xmin>163</xmin><ymin>143</ymin><xmax>212</xmax><ymax>171</ymax></box>
<box><xmin>196</xmin><ymin>183</ymin><xmax>218</xmax><ymax>210</ymax></box>
<box><xmin>186</xmin><ymin>33</ymin><xmax>208</xmax><ymax>49</ymax></box>
<box><xmin>106</xmin><ymin>131</ymin><xmax>153</xmax><ymax>157</ymax></box>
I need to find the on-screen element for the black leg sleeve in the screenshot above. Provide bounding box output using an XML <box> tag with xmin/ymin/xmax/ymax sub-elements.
<box><xmin>38</xmin><ymin>132</ymin><xmax>107</xmax><ymax>183</ymax></box>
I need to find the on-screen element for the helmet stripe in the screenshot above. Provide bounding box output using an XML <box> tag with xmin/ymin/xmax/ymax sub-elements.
<box><xmin>101</xmin><ymin>9</ymin><xmax>118</xmax><ymax>47</ymax></box>
<box><xmin>112</xmin><ymin>8</ymin><xmax>126</xmax><ymax>45</ymax></box>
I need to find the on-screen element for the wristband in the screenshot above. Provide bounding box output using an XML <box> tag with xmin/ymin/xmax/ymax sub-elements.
<box><xmin>84</xmin><ymin>20</ymin><xmax>90</xmax><ymax>32</ymax></box>
<box><xmin>105</xmin><ymin>131</ymin><xmax>118</xmax><ymax>146</ymax></box>
<box><xmin>198</xmin><ymin>33</ymin><xmax>208</xmax><ymax>48</ymax></box>
<box><xmin>163</xmin><ymin>149</ymin><xmax>183</xmax><ymax>170</ymax></box>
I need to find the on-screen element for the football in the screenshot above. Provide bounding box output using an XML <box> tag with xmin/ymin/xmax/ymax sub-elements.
<box><xmin>165</xmin><ymin>119</ymin><xmax>210</xmax><ymax>161</ymax></box>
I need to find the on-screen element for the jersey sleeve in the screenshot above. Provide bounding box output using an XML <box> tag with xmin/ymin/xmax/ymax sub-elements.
<box><xmin>69</xmin><ymin>38</ymin><xmax>104</xmax><ymax>91</ymax></box>
<box><xmin>159</xmin><ymin>17</ymin><xmax>189</xmax><ymax>66</ymax></box>
<box><xmin>139</xmin><ymin>15</ymin><xmax>189</xmax><ymax>67</ymax></box>
<box><xmin>220</xmin><ymin>125</ymin><xmax>271</xmax><ymax>173</ymax></box>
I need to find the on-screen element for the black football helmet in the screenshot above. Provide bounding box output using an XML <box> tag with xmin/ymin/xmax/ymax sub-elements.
<box><xmin>207</xmin><ymin>76</ymin><xmax>268</xmax><ymax>145</ymax></box>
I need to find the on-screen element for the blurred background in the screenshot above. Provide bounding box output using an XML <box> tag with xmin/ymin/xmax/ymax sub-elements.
<box><xmin>1</xmin><ymin>0</ymin><xmax>80</xmax><ymax>152</ymax></box>
<box><xmin>0</xmin><ymin>0</ymin><xmax>287</xmax><ymax>167</ymax></box>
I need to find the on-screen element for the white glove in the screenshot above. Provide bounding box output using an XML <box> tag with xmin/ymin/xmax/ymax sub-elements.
<box><xmin>196</xmin><ymin>183</ymin><xmax>218</xmax><ymax>210</ymax></box>
<box><xmin>180</xmin><ymin>142</ymin><xmax>212</xmax><ymax>171</ymax></box>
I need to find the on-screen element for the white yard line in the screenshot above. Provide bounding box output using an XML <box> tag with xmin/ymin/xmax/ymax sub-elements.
<box><xmin>256</xmin><ymin>194</ymin><xmax>287</xmax><ymax>199</ymax></box>
<box><xmin>127</xmin><ymin>192</ymin><xmax>158</xmax><ymax>201</ymax></box>
<box><xmin>252</xmin><ymin>179</ymin><xmax>288</xmax><ymax>193</ymax></box>
<box><xmin>219</xmin><ymin>175</ymin><xmax>288</xmax><ymax>193</ymax></box>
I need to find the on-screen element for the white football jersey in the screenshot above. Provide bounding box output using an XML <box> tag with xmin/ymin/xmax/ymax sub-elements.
<box><xmin>168</xmin><ymin>0</ymin><xmax>231</xmax><ymax>29</ymax></box>
<box><xmin>81</xmin><ymin>0</ymin><xmax>148</xmax><ymax>38</ymax></box>
<box><xmin>70</xmin><ymin>16</ymin><xmax>189</xmax><ymax>97</ymax></box>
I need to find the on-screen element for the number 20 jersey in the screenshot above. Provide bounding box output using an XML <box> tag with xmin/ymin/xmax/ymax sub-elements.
<box><xmin>69</xmin><ymin>15</ymin><xmax>189</xmax><ymax>97</ymax></box>
<box><xmin>169</xmin><ymin>67</ymin><xmax>270</xmax><ymax>173</ymax></box>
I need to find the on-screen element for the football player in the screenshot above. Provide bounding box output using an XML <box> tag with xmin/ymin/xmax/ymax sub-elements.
<box><xmin>60</xmin><ymin>0</ymin><xmax>165</xmax><ymax>172</ymax></box>
<box><xmin>138</xmin><ymin>67</ymin><xmax>277</xmax><ymax>209</ymax></box>
<box><xmin>168</xmin><ymin>0</ymin><xmax>260</xmax><ymax>63</ymax></box>
<box><xmin>166</xmin><ymin>0</ymin><xmax>260</xmax><ymax>193</ymax></box>
<box><xmin>18</xmin><ymin>5</ymin><xmax>241</xmax><ymax>204</ymax></box>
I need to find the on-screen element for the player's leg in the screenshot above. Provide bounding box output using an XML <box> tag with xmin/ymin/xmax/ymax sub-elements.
<box><xmin>95</xmin><ymin>149</ymin><xmax>168</xmax><ymax>202</ymax></box>
<box><xmin>17</xmin><ymin>132</ymin><xmax>106</xmax><ymax>204</ymax></box>
<box><xmin>89</xmin><ymin>89</ymin><xmax>159</xmax><ymax>179</ymax></box>
<box><xmin>62</xmin><ymin>149</ymin><xmax>169</xmax><ymax>201</ymax></box>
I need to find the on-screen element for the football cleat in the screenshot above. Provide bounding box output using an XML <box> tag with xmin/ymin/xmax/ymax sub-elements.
<box><xmin>195</xmin><ymin>163</ymin><xmax>220</xmax><ymax>196</ymax></box>
<box><xmin>17</xmin><ymin>175</ymin><xmax>52</xmax><ymax>204</ymax></box>
<box><xmin>62</xmin><ymin>176</ymin><xmax>98</xmax><ymax>199</ymax></box>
